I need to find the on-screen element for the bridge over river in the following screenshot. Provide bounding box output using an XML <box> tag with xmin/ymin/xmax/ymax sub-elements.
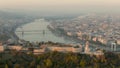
<box><xmin>16</xmin><ymin>30</ymin><xmax>50</xmax><ymax>35</ymax></box>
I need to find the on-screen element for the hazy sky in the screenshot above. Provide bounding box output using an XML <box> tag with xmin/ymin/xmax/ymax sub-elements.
<box><xmin>0</xmin><ymin>0</ymin><xmax>120</xmax><ymax>16</ymax></box>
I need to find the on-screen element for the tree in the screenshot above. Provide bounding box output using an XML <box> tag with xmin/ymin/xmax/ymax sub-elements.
<box><xmin>5</xmin><ymin>64</ymin><xmax>8</xmax><ymax>68</ymax></box>
<box><xmin>29</xmin><ymin>61</ymin><xmax>36</xmax><ymax>68</ymax></box>
<box><xmin>80</xmin><ymin>58</ymin><xmax>87</xmax><ymax>67</ymax></box>
<box><xmin>14</xmin><ymin>64</ymin><xmax>20</xmax><ymax>68</ymax></box>
<box><xmin>44</xmin><ymin>59</ymin><xmax>52</xmax><ymax>68</ymax></box>
<box><xmin>37</xmin><ymin>65</ymin><xmax>41</xmax><ymax>68</ymax></box>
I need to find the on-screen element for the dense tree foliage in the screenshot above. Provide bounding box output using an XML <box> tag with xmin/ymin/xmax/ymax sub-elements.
<box><xmin>0</xmin><ymin>51</ymin><xmax>120</xmax><ymax>68</ymax></box>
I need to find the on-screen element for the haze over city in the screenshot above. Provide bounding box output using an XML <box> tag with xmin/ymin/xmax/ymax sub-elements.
<box><xmin>0</xmin><ymin>0</ymin><xmax>120</xmax><ymax>16</ymax></box>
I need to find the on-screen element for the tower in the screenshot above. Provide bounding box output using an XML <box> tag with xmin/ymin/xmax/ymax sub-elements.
<box><xmin>111</xmin><ymin>42</ymin><xmax>116</xmax><ymax>51</ymax></box>
<box><xmin>84</xmin><ymin>41</ymin><xmax>90</xmax><ymax>53</ymax></box>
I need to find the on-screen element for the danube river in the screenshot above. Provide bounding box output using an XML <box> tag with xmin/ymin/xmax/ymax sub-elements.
<box><xmin>15</xmin><ymin>19</ymin><xmax>77</xmax><ymax>44</ymax></box>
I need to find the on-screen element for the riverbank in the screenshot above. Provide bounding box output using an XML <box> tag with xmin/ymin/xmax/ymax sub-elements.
<box><xmin>14</xmin><ymin>19</ymin><xmax>37</xmax><ymax>41</ymax></box>
<box><xmin>47</xmin><ymin>24</ymin><xmax>117</xmax><ymax>51</ymax></box>
<box><xmin>47</xmin><ymin>25</ymin><xmax>85</xmax><ymax>44</ymax></box>
<box><xmin>15</xmin><ymin>19</ymin><xmax>77</xmax><ymax>44</ymax></box>
<box><xmin>0</xmin><ymin>19</ymin><xmax>36</xmax><ymax>43</ymax></box>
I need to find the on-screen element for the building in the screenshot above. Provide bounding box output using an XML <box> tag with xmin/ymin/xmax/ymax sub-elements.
<box><xmin>45</xmin><ymin>46</ymin><xmax>82</xmax><ymax>53</ymax></box>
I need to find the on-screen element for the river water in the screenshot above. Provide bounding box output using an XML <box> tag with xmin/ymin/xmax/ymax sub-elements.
<box><xmin>15</xmin><ymin>19</ymin><xmax>76</xmax><ymax>44</ymax></box>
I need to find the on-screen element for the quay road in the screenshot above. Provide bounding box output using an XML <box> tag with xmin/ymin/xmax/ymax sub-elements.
<box><xmin>16</xmin><ymin>30</ymin><xmax>120</xmax><ymax>52</ymax></box>
<box><xmin>89</xmin><ymin>43</ymin><xmax>120</xmax><ymax>52</ymax></box>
